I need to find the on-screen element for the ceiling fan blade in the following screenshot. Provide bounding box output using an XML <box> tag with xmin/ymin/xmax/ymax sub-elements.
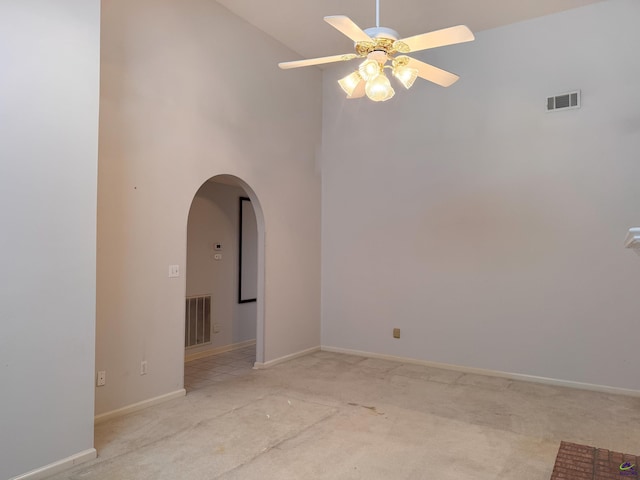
<box><xmin>279</xmin><ymin>53</ymin><xmax>357</xmax><ymax>69</ymax></box>
<box><xmin>399</xmin><ymin>25</ymin><xmax>474</xmax><ymax>53</ymax></box>
<box><xmin>324</xmin><ymin>15</ymin><xmax>372</xmax><ymax>43</ymax></box>
<box><xmin>347</xmin><ymin>80</ymin><xmax>366</xmax><ymax>99</ymax></box>
<box><xmin>408</xmin><ymin>58</ymin><xmax>459</xmax><ymax>87</ymax></box>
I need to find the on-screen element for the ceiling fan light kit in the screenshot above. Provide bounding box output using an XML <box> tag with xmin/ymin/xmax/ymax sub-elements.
<box><xmin>278</xmin><ymin>0</ymin><xmax>475</xmax><ymax>102</ymax></box>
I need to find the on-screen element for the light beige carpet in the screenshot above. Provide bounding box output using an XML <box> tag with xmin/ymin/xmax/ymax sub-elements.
<box><xmin>49</xmin><ymin>351</ymin><xmax>640</xmax><ymax>479</ymax></box>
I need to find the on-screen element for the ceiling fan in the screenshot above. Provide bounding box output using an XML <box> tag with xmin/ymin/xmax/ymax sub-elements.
<box><xmin>278</xmin><ymin>0</ymin><xmax>475</xmax><ymax>102</ymax></box>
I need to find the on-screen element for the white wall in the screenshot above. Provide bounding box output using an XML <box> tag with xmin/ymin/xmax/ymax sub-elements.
<box><xmin>321</xmin><ymin>0</ymin><xmax>640</xmax><ymax>390</ymax></box>
<box><xmin>0</xmin><ymin>1</ymin><xmax>100</xmax><ymax>478</ymax></box>
<box><xmin>96</xmin><ymin>0</ymin><xmax>322</xmax><ymax>415</ymax></box>
<box><xmin>186</xmin><ymin>181</ymin><xmax>256</xmax><ymax>353</ymax></box>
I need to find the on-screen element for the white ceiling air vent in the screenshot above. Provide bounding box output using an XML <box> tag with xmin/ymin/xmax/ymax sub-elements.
<box><xmin>547</xmin><ymin>90</ymin><xmax>580</xmax><ymax>112</ymax></box>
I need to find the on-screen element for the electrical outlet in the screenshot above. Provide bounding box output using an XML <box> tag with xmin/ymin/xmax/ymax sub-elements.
<box><xmin>97</xmin><ymin>371</ymin><xmax>106</xmax><ymax>386</ymax></box>
<box><xmin>393</xmin><ymin>328</ymin><xmax>400</xmax><ymax>339</ymax></box>
<box><xmin>140</xmin><ymin>360</ymin><xmax>148</xmax><ymax>375</ymax></box>
<box><xmin>213</xmin><ymin>323</ymin><xmax>220</xmax><ymax>334</ymax></box>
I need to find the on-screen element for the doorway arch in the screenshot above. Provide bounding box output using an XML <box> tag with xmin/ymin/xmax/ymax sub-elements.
<box><xmin>183</xmin><ymin>174</ymin><xmax>265</xmax><ymax>376</ymax></box>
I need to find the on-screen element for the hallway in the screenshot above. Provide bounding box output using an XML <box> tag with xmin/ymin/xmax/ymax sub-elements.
<box><xmin>184</xmin><ymin>345</ymin><xmax>256</xmax><ymax>392</ymax></box>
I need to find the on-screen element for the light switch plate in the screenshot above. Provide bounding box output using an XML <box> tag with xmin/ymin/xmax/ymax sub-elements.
<box><xmin>168</xmin><ymin>265</ymin><xmax>180</xmax><ymax>277</ymax></box>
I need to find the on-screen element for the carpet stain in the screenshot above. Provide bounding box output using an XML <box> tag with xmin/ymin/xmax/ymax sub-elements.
<box><xmin>348</xmin><ymin>402</ymin><xmax>384</xmax><ymax>415</ymax></box>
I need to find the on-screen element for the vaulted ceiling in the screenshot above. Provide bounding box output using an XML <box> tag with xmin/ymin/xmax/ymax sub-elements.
<box><xmin>217</xmin><ymin>0</ymin><xmax>605</xmax><ymax>61</ymax></box>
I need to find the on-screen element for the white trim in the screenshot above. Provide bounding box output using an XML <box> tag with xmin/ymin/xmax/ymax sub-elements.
<box><xmin>185</xmin><ymin>339</ymin><xmax>256</xmax><ymax>363</ymax></box>
<box><xmin>10</xmin><ymin>449</ymin><xmax>96</xmax><ymax>480</ymax></box>
<box><xmin>321</xmin><ymin>346</ymin><xmax>640</xmax><ymax>398</ymax></box>
<box><xmin>253</xmin><ymin>346</ymin><xmax>320</xmax><ymax>369</ymax></box>
<box><xmin>94</xmin><ymin>389</ymin><xmax>186</xmax><ymax>424</ymax></box>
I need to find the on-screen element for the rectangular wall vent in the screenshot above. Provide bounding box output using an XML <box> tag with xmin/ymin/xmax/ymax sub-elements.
<box><xmin>185</xmin><ymin>295</ymin><xmax>211</xmax><ymax>348</ymax></box>
<box><xmin>547</xmin><ymin>90</ymin><xmax>581</xmax><ymax>112</ymax></box>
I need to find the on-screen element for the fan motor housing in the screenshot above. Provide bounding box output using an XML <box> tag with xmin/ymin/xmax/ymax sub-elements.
<box><xmin>364</xmin><ymin>26</ymin><xmax>400</xmax><ymax>40</ymax></box>
<box><xmin>367</xmin><ymin>50</ymin><xmax>387</xmax><ymax>63</ymax></box>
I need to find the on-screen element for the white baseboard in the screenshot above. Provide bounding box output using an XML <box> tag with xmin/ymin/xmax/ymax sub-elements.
<box><xmin>94</xmin><ymin>389</ymin><xmax>186</xmax><ymax>424</ymax></box>
<box><xmin>321</xmin><ymin>345</ymin><xmax>640</xmax><ymax>398</ymax></box>
<box><xmin>185</xmin><ymin>339</ymin><xmax>256</xmax><ymax>363</ymax></box>
<box><xmin>10</xmin><ymin>448</ymin><xmax>96</xmax><ymax>480</ymax></box>
<box><xmin>253</xmin><ymin>346</ymin><xmax>320</xmax><ymax>369</ymax></box>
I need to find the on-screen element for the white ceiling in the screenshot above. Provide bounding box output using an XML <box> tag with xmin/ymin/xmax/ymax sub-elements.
<box><xmin>216</xmin><ymin>0</ymin><xmax>605</xmax><ymax>62</ymax></box>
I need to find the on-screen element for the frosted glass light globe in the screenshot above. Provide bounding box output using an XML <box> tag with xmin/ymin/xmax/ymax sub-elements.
<box><xmin>338</xmin><ymin>71</ymin><xmax>362</xmax><ymax>97</ymax></box>
<box><xmin>359</xmin><ymin>59</ymin><xmax>381</xmax><ymax>81</ymax></box>
<box><xmin>365</xmin><ymin>73</ymin><xmax>395</xmax><ymax>102</ymax></box>
<box><xmin>393</xmin><ymin>66</ymin><xmax>418</xmax><ymax>89</ymax></box>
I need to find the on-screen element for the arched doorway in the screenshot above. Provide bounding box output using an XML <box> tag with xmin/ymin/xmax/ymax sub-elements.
<box><xmin>183</xmin><ymin>175</ymin><xmax>264</xmax><ymax>391</ymax></box>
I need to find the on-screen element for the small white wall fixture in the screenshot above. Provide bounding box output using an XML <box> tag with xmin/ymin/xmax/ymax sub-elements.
<box><xmin>625</xmin><ymin>228</ymin><xmax>640</xmax><ymax>256</ymax></box>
